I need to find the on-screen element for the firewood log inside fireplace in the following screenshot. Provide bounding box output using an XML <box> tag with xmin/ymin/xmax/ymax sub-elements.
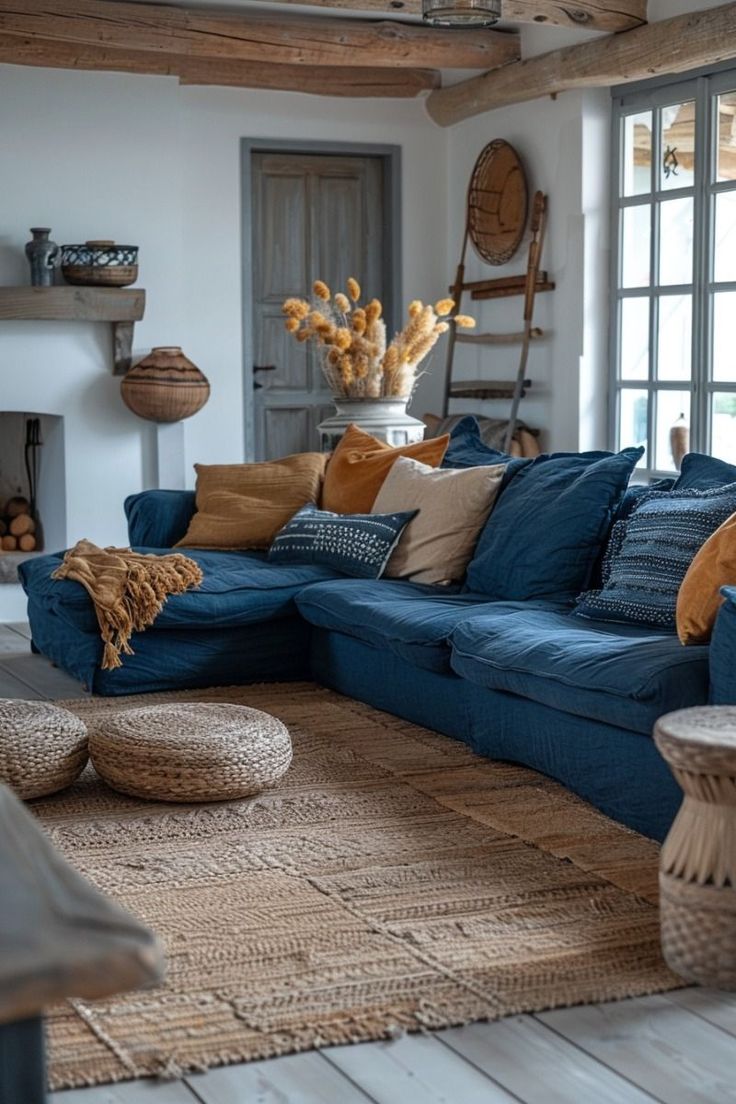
<box><xmin>9</xmin><ymin>514</ymin><xmax>35</xmax><ymax>538</ymax></box>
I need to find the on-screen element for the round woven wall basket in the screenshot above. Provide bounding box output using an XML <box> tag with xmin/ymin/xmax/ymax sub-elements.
<box><xmin>121</xmin><ymin>346</ymin><xmax>210</xmax><ymax>423</ymax></box>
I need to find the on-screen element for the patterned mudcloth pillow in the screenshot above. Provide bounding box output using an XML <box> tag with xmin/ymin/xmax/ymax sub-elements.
<box><xmin>575</xmin><ymin>482</ymin><xmax>736</xmax><ymax>629</ymax></box>
<box><xmin>268</xmin><ymin>503</ymin><xmax>417</xmax><ymax>580</ymax></box>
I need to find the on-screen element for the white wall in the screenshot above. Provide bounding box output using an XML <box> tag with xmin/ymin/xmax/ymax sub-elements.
<box><xmin>0</xmin><ymin>65</ymin><xmax>448</xmax><ymax>552</ymax></box>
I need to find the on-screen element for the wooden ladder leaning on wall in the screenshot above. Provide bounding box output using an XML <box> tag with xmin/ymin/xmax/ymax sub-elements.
<box><xmin>442</xmin><ymin>190</ymin><xmax>552</xmax><ymax>452</ymax></box>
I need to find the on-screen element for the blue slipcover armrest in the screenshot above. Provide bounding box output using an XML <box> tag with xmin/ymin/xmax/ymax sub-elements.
<box><xmin>710</xmin><ymin>585</ymin><xmax>736</xmax><ymax>704</ymax></box>
<box><xmin>124</xmin><ymin>490</ymin><xmax>196</xmax><ymax>549</ymax></box>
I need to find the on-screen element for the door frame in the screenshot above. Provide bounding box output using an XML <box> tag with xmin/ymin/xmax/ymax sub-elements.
<box><xmin>241</xmin><ymin>138</ymin><xmax>402</xmax><ymax>459</ymax></box>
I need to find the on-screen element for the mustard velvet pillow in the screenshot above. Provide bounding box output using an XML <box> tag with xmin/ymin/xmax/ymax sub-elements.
<box><xmin>677</xmin><ymin>510</ymin><xmax>736</xmax><ymax>644</ymax></box>
<box><xmin>372</xmin><ymin>455</ymin><xmax>505</xmax><ymax>585</ymax></box>
<box><xmin>321</xmin><ymin>423</ymin><xmax>449</xmax><ymax>514</ymax></box>
<box><xmin>176</xmin><ymin>453</ymin><xmax>329</xmax><ymax>551</ymax></box>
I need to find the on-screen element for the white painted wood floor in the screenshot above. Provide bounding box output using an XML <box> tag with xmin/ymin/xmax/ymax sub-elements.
<box><xmin>2</xmin><ymin>621</ymin><xmax>736</xmax><ymax>1104</ymax></box>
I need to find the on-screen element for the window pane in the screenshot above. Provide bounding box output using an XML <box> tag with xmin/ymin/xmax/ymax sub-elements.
<box><xmin>622</xmin><ymin>206</ymin><xmax>650</xmax><ymax>288</ymax></box>
<box><xmin>713</xmin><ymin>291</ymin><xmax>736</xmax><ymax>382</ymax></box>
<box><xmin>623</xmin><ymin>111</ymin><xmax>652</xmax><ymax>196</ymax></box>
<box><xmin>712</xmin><ymin>392</ymin><xmax>736</xmax><ymax>463</ymax></box>
<box><xmin>620</xmin><ymin>298</ymin><xmax>650</xmax><ymax>379</ymax></box>
<box><xmin>661</xmin><ymin>102</ymin><xmax>696</xmax><ymax>190</ymax></box>
<box><xmin>657</xmin><ymin>295</ymin><xmax>692</xmax><ymax>381</ymax></box>
<box><xmin>659</xmin><ymin>197</ymin><xmax>693</xmax><ymax>286</ymax></box>
<box><xmin>717</xmin><ymin>91</ymin><xmax>736</xmax><ymax>183</ymax></box>
<box><xmin>714</xmin><ymin>190</ymin><xmax>736</xmax><ymax>283</ymax></box>
<box><xmin>655</xmin><ymin>390</ymin><xmax>691</xmax><ymax>471</ymax></box>
<box><xmin>619</xmin><ymin>389</ymin><xmax>648</xmax><ymax>465</ymax></box>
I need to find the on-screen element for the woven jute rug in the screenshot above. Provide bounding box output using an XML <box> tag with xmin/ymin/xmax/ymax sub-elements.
<box><xmin>35</xmin><ymin>683</ymin><xmax>678</xmax><ymax>1090</ymax></box>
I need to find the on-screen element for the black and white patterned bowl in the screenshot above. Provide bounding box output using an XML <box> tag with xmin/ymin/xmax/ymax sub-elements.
<box><xmin>61</xmin><ymin>241</ymin><xmax>139</xmax><ymax>287</ymax></box>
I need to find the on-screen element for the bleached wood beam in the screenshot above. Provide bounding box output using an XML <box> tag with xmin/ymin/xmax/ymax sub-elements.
<box><xmin>266</xmin><ymin>0</ymin><xmax>647</xmax><ymax>33</ymax></box>
<box><xmin>427</xmin><ymin>3</ymin><xmax>736</xmax><ymax>126</ymax></box>
<box><xmin>0</xmin><ymin>0</ymin><xmax>518</xmax><ymax>70</ymax></box>
<box><xmin>0</xmin><ymin>33</ymin><xmax>440</xmax><ymax>96</ymax></box>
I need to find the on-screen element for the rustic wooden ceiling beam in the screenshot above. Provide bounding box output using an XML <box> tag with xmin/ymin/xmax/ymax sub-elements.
<box><xmin>0</xmin><ymin>32</ymin><xmax>439</xmax><ymax>95</ymax></box>
<box><xmin>265</xmin><ymin>0</ymin><xmax>647</xmax><ymax>33</ymax></box>
<box><xmin>0</xmin><ymin>0</ymin><xmax>518</xmax><ymax>70</ymax></box>
<box><xmin>427</xmin><ymin>3</ymin><xmax>736</xmax><ymax>126</ymax></box>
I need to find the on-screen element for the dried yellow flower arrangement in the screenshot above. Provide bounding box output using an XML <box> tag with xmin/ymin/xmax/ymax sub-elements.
<box><xmin>282</xmin><ymin>279</ymin><xmax>474</xmax><ymax>400</ymax></box>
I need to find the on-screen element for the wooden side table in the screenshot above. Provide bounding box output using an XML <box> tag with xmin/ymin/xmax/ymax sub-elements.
<box><xmin>0</xmin><ymin>783</ymin><xmax>164</xmax><ymax>1102</ymax></box>
<box><xmin>654</xmin><ymin>705</ymin><xmax>736</xmax><ymax>989</ymax></box>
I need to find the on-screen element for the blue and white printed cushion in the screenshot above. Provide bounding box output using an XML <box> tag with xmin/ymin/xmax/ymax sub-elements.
<box><xmin>268</xmin><ymin>503</ymin><xmax>418</xmax><ymax>580</ymax></box>
<box><xmin>575</xmin><ymin>482</ymin><xmax>736</xmax><ymax>628</ymax></box>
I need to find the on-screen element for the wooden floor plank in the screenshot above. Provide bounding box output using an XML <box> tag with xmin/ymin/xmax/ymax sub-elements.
<box><xmin>187</xmin><ymin>1050</ymin><xmax>376</xmax><ymax>1104</ymax></box>
<box><xmin>0</xmin><ymin>663</ymin><xmax>45</xmax><ymax>699</ymax></box>
<box><xmin>0</xmin><ymin>653</ymin><xmax>86</xmax><ymax>699</ymax></box>
<box><xmin>0</xmin><ymin>624</ymin><xmax>31</xmax><ymax>655</ymax></box>
<box><xmin>6</xmin><ymin>620</ymin><xmax>32</xmax><ymax>640</ymax></box>
<box><xmin>538</xmin><ymin>994</ymin><xmax>736</xmax><ymax>1104</ymax></box>
<box><xmin>322</xmin><ymin>1033</ymin><xmax>518</xmax><ymax>1103</ymax></box>
<box><xmin>666</xmin><ymin>988</ymin><xmax>736</xmax><ymax>1037</ymax></box>
<box><xmin>50</xmin><ymin>1079</ymin><xmax>201</xmax><ymax>1102</ymax></box>
<box><xmin>440</xmin><ymin>1014</ymin><xmax>657</xmax><ymax>1103</ymax></box>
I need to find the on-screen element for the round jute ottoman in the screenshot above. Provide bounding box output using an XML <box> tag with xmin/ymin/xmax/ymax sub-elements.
<box><xmin>0</xmin><ymin>698</ymin><xmax>88</xmax><ymax>799</ymax></box>
<box><xmin>89</xmin><ymin>702</ymin><xmax>292</xmax><ymax>802</ymax></box>
<box><xmin>655</xmin><ymin>705</ymin><xmax>736</xmax><ymax>989</ymax></box>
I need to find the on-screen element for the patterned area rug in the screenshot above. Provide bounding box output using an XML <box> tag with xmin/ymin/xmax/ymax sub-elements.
<box><xmin>36</xmin><ymin>683</ymin><xmax>678</xmax><ymax>1090</ymax></box>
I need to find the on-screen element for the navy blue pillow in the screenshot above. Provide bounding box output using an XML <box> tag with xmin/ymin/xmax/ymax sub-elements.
<box><xmin>576</xmin><ymin>482</ymin><xmax>736</xmax><ymax>629</ymax></box>
<box><xmin>465</xmin><ymin>447</ymin><xmax>644</xmax><ymax>602</ymax></box>
<box><xmin>442</xmin><ymin>416</ymin><xmax>530</xmax><ymax>488</ymax></box>
<box><xmin>268</xmin><ymin>503</ymin><xmax>417</xmax><ymax>579</ymax></box>
<box><xmin>674</xmin><ymin>453</ymin><xmax>736</xmax><ymax>491</ymax></box>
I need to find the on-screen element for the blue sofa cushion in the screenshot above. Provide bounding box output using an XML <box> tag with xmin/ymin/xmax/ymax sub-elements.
<box><xmin>576</xmin><ymin>482</ymin><xmax>736</xmax><ymax>629</ymax></box>
<box><xmin>450</xmin><ymin>609</ymin><xmax>710</xmax><ymax>736</ymax></box>
<box><xmin>19</xmin><ymin>548</ymin><xmax>340</xmax><ymax>635</ymax></box>
<box><xmin>465</xmin><ymin>447</ymin><xmax>643</xmax><ymax>602</ymax></box>
<box><xmin>442</xmin><ymin>416</ymin><xmax>530</xmax><ymax>486</ymax></box>
<box><xmin>295</xmin><ymin>578</ymin><xmax>563</xmax><ymax>673</ymax></box>
<box><xmin>674</xmin><ymin>452</ymin><xmax>736</xmax><ymax>491</ymax></box>
<box><xmin>125</xmin><ymin>490</ymin><xmax>196</xmax><ymax>547</ymax></box>
<box><xmin>709</xmin><ymin>585</ymin><xmax>736</xmax><ymax>704</ymax></box>
<box><xmin>268</xmin><ymin>503</ymin><xmax>417</xmax><ymax>579</ymax></box>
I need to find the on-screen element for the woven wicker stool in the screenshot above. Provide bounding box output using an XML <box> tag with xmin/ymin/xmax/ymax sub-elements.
<box><xmin>655</xmin><ymin>705</ymin><xmax>736</xmax><ymax>989</ymax></box>
<box><xmin>89</xmin><ymin>702</ymin><xmax>292</xmax><ymax>802</ymax></box>
<box><xmin>0</xmin><ymin>698</ymin><xmax>88</xmax><ymax>800</ymax></box>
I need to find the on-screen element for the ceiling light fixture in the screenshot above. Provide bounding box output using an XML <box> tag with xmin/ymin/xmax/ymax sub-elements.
<box><xmin>421</xmin><ymin>0</ymin><xmax>502</xmax><ymax>27</ymax></box>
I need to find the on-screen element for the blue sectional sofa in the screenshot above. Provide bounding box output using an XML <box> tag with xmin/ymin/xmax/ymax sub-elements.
<box><xmin>18</xmin><ymin>439</ymin><xmax>736</xmax><ymax>844</ymax></box>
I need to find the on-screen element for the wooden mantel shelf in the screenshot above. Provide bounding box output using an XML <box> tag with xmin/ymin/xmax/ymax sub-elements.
<box><xmin>0</xmin><ymin>286</ymin><xmax>146</xmax><ymax>374</ymax></box>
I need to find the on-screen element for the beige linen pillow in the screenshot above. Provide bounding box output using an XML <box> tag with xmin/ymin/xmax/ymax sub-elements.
<box><xmin>176</xmin><ymin>453</ymin><xmax>328</xmax><ymax>550</ymax></box>
<box><xmin>371</xmin><ymin>456</ymin><xmax>505</xmax><ymax>585</ymax></box>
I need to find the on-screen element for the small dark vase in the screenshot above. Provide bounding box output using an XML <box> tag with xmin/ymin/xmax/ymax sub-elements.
<box><xmin>25</xmin><ymin>228</ymin><xmax>60</xmax><ymax>287</ymax></box>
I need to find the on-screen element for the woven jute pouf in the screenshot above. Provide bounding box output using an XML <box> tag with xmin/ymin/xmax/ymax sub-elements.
<box><xmin>89</xmin><ymin>702</ymin><xmax>292</xmax><ymax>802</ymax></box>
<box><xmin>0</xmin><ymin>698</ymin><xmax>88</xmax><ymax>800</ymax></box>
<box><xmin>655</xmin><ymin>705</ymin><xmax>736</xmax><ymax>989</ymax></box>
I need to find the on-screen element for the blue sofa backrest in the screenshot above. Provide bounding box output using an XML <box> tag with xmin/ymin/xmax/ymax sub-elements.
<box><xmin>125</xmin><ymin>490</ymin><xmax>196</xmax><ymax>549</ymax></box>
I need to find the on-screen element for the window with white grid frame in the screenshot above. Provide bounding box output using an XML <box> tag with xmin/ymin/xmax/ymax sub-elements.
<box><xmin>611</xmin><ymin>69</ymin><xmax>736</xmax><ymax>478</ymax></box>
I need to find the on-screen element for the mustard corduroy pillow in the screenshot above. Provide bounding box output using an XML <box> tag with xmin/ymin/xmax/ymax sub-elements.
<box><xmin>677</xmin><ymin>510</ymin><xmax>736</xmax><ymax>644</ymax></box>
<box><xmin>176</xmin><ymin>453</ymin><xmax>329</xmax><ymax>551</ymax></box>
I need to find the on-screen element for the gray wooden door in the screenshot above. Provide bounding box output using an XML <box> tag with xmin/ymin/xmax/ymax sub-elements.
<box><xmin>251</xmin><ymin>151</ymin><xmax>386</xmax><ymax>459</ymax></box>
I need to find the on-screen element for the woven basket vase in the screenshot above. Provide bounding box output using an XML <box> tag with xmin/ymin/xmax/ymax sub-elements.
<box><xmin>90</xmin><ymin>702</ymin><xmax>292</xmax><ymax>803</ymax></box>
<box><xmin>121</xmin><ymin>346</ymin><xmax>210</xmax><ymax>423</ymax></box>
<box><xmin>0</xmin><ymin>699</ymin><xmax>88</xmax><ymax>800</ymax></box>
<box><xmin>655</xmin><ymin>706</ymin><xmax>736</xmax><ymax>990</ymax></box>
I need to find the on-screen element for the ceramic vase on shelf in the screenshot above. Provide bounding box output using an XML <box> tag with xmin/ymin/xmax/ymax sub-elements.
<box><xmin>670</xmin><ymin>412</ymin><xmax>690</xmax><ymax>469</ymax></box>
<box><xmin>317</xmin><ymin>396</ymin><xmax>425</xmax><ymax>452</ymax></box>
<box><xmin>25</xmin><ymin>228</ymin><xmax>60</xmax><ymax>287</ymax></box>
<box><xmin>120</xmin><ymin>347</ymin><xmax>210</xmax><ymax>424</ymax></box>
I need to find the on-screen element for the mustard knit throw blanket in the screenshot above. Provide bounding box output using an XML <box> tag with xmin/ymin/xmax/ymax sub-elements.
<box><xmin>52</xmin><ymin>539</ymin><xmax>203</xmax><ymax>670</ymax></box>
